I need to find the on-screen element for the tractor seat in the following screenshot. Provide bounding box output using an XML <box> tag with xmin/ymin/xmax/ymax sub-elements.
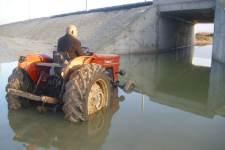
<box><xmin>36</xmin><ymin>62</ymin><xmax>62</xmax><ymax>76</ymax></box>
<box><xmin>53</xmin><ymin>51</ymin><xmax>69</xmax><ymax>65</ymax></box>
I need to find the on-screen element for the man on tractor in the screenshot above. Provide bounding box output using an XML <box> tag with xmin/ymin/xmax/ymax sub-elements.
<box><xmin>6</xmin><ymin>24</ymin><xmax>122</xmax><ymax>123</ymax></box>
<box><xmin>57</xmin><ymin>25</ymin><xmax>85</xmax><ymax>61</ymax></box>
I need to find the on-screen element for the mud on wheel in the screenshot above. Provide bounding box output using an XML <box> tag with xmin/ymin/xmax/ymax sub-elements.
<box><xmin>63</xmin><ymin>64</ymin><xmax>111</xmax><ymax>123</ymax></box>
<box><xmin>6</xmin><ymin>68</ymin><xmax>33</xmax><ymax>110</ymax></box>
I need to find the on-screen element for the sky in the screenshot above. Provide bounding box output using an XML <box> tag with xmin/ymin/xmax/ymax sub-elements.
<box><xmin>195</xmin><ymin>24</ymin><xmax>214</xmax><ymax>33</ymax></box>
<box><xmin>0</xmin><ymin>0</ymin><xmax>151</xmax><ymax>25</ymax></box>
<box><xmin>0</xmin><ymin>0</ymin><xmax>213</xmax><ymax>33</ymax></box>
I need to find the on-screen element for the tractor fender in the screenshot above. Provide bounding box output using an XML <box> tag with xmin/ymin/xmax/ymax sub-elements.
<box><xmin>18</xmin><ymin>54</ymin><xmax>53</xmax><ymax>83</ymax></box>
<box><xmin>61</xmin><ymin>56</ymin><xmax>94</xmax><ymax>80</ymax></box>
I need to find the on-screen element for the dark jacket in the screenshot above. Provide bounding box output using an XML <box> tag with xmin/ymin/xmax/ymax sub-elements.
<box><xmin>57</xmin><ymin>34</ymin><xmax>84</xmax><ymax>60</ymax></box>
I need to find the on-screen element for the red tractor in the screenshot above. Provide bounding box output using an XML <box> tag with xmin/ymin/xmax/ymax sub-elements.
<box><xmin>6</xmin><ymin>50</ymin><xmax>122</xmax><ymax>123</ymax></box>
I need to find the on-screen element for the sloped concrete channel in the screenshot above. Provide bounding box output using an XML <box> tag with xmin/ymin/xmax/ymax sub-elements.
<box><xmin>0</xmin><ymin>2</ymin><xmax>155</xmax><ymax>55</ymax></box>
<box><xmin>0</xmin><ymin>1</ymin><xmax>208</xmax><ymax>56</ymax></box>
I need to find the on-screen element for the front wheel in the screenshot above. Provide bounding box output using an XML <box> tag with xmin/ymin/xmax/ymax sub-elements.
<box><xmin>63</xmin><ymin>64</ymin><xmax>111</xmax><ymax>123</ymax></box>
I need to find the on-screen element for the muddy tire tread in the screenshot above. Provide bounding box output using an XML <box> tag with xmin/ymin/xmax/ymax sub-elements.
<box><xmin>6</xmin><ymin>68</ymin><xmax>33</xmax><ymax>110</ymax></box>
<box><xmin>63</xmin><ymin>64</ymin><xmax>110</xmax><ymax>123</ymax></box>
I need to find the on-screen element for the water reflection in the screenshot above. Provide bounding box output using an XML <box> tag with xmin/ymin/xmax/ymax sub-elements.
<box><xmin>8</xmin><ymin>91</ymin><xmax>120</xmax><ymax>150</ymax></box>
<box><xmin>209</xmin><ymin>61</ymin><xmax>225</xmax><ymax>117</ymax></box>
<box><xmin>192</xmin><ymin>45</ymin><xmax>212</xmax><ymax>67</ymax></box>
<box><xmin>120</xmin><ymin>46</ymin><xmax>225</xmax><ymax>118</ymax></box>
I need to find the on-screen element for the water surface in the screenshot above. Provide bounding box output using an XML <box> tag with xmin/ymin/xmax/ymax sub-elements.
<box><xmin>1</xmin><ymin>46</ymin><xmax>225</xmax><ymax>150</ymax></box>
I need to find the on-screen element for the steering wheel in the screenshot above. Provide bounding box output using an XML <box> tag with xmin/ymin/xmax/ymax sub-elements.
<box><xmin>81</xmin><ymin>47</ymin><xmax>94</xmax><ymax>56</ymax></box>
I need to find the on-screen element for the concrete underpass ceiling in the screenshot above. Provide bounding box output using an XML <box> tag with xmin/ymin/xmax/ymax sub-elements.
<box><xmin>161</xmin><ymin>8</ymin><xmax>215</xmax><ymax>23</ymax></box>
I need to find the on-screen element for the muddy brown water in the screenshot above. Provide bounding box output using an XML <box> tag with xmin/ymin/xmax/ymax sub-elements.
<box><xmin>1</xmin><ymin>45</ymin><xmax>225</xmax><ymax>150</ymax></box>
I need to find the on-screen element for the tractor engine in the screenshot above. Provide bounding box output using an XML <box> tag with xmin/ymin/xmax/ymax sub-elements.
<box><xmin>45</xmin><ymin>75</ymin><xmax>64</xmax><ymax>98</ymax></box>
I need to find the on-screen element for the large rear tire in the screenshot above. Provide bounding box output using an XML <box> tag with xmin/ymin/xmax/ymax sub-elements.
<box><xmin>6</xmin><ymin>68</ymin><xmax>33</xmax><ymax>110</ymax></box>
<box><xmin>63</xmin><ymin>64</ymin><xmax>111</xmax><ymax>123</ymax></box>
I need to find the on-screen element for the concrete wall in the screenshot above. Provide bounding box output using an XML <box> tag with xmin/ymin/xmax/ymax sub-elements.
<box><xmin>154</xmin><ymin>0</ymin><xmax>208</xmax><ymax>5</ymax></box>
<box><xmin>102</xmin><ymin>6</ymin><xmax>159</xmax><ymax>54</ymax></box>
<box><xmin>157</xmin><ymin>15</ymin><xmax>194</xmax><ymax>50</ymax></box>
<box><xmin>102</xmin><ymin>5</ymin><xmax>195</xmax><ymax>53</ymax></box>
<box><xmin>0</xmin><ymin>1</ymin><xmax>216</xmax><ymax>56</ymax></box>
<box><xmin>212</xmin><ymin>0</ymin><xmax>225</xmax><ymax>63</ymax></box>
<box><xmin>208</xmin><ymin>61</ymin><xmax>225</xmax><ymax>112</ymax></box>
<box><xmin>155</xmin><ymin>0</ymin><xmax>215</xmax><ymax>14</ymax></box>
<box><xmin>0</xmin><ymin>6</ymin><xmax>154</xmax><ymax>54</ymax></box>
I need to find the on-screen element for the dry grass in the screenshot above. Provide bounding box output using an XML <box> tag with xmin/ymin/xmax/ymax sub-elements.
<box><xmin>195</xmin><ymin>32</ymin><xmax>213</xmax><ymax>46</ymax></box>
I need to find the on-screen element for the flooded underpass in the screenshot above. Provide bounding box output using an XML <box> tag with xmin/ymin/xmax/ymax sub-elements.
<box><xmin>1</xmin><ymin>45</ymin><xmax>225</xmax><ymax>150</ymax></box>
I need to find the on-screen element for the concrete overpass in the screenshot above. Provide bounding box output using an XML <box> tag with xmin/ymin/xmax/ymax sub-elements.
<box><xmin>153</xmin><ymin>0</ymin><xmax>225</xmax><ymax>63</ymax></box>
<box><xmin>156</xmin><ymin>0</ymin><xmax>215</xmax><ymax>22</ymax></box>
<box><xmin>154</xmin><ymin>0</ymin><xmax>214</xmax><ymax>51</ymax></box>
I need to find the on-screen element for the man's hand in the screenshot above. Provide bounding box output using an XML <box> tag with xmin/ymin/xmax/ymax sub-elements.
<box><xmin>86</xmin><ymin>51</ymin><xmax>94</xmax><ymax>56</ymax></box>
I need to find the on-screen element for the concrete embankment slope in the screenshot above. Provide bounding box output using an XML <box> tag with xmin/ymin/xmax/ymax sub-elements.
<box><xmin>0</xmin><ymin>2</ymin><xmax>159</xmax><ymax>59</ymax></box>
